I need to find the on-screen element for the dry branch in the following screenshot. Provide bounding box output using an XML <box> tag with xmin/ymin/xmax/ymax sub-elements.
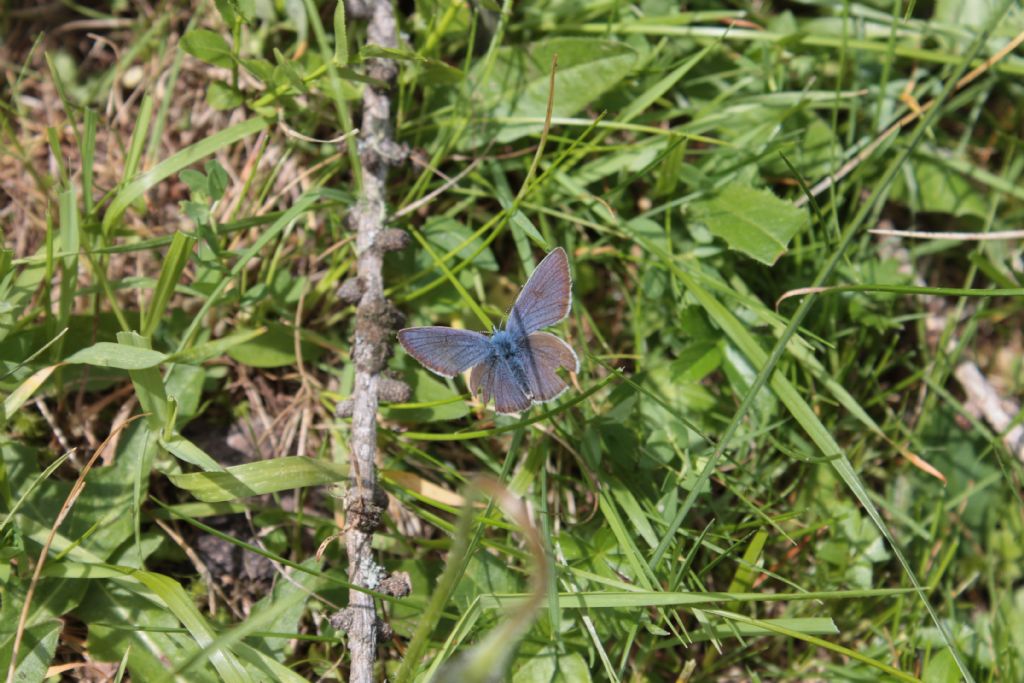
<box><xmin>331</xmin><ymin>1</ymin><xmax>411</xmax><ymax>680</ymax></box>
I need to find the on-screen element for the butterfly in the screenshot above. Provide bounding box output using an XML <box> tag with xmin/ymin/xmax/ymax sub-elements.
<box><xmin>397</xmin><ymin>247</ymin><xmax>578</xmax><ymax>414</ymax></box>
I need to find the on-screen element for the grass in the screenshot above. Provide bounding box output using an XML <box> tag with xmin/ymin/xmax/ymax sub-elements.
<box><xmin>2</xmin><ymin>0</ymin><xmax>1024</xmax><ymax>681</ymax></box>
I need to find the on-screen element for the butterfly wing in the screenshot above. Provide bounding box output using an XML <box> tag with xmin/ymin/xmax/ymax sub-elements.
<box><xmin>469</xmin><ymin>359</ymin><xmax>496</xmax><ymax>406</ymax></box>
<box><xmin>470</xmin><ymin>356</ymin><xmax>531</xmax><ymax>414</ymax></box>
<box><xmin>492</xmin><ymin>357</ymin><xmax>532</xmax><ymax>414</ymax></box>
<box><xmin>506</xmin><ymin>248</ymin><xmax>572</xmax><ymax>338</ymax></box>
<box><xmin>522</xmin><ymin>332</ymin><xmax>579</xmax><ymax>403</ymax></box>
<box><xmin>397</xmin><ymin>327</ymin><xmax>492</xmax><ymax>377</ymax></box>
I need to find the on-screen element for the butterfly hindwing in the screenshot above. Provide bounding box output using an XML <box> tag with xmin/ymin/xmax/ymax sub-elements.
<box><xmin>491</xmin><ymin>356</ymin><xmax>532</xmax><ymax>414</ymax></box>
<box><xmin>397</xmin><ymin>327</ymin><xmax>492</xmax><ymax>378</ymax></box>
<box><xmin>506</xmin><ymin>247</ymin><xmax>572</xmax><ymax>338</ymax></box>
<box><xmin>470</xmin><ymin>357</ymin><xmax>531</xmax><ymax>414</ymax></box>
<box><xmin>469</xmin><ymin>358</ymin><xmax>495</xmax><ymax>406</ymax></box>
<box><xmin>522</xmin><ymin>332</ymin><xmax>578</xmax><ymax>402</ymax></box>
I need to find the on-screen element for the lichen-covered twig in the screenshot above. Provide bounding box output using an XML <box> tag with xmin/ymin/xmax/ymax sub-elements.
<box><xmin>331</xmin><ymin>1</ymin><xmax>411</xmax><ymax>680</ymax></box>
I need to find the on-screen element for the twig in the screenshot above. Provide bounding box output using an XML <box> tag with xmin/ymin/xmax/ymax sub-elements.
<box><xmin>333</xmin><ymin>1</ymin><xmax>411</xmax><ymax>681</ymax></box>
<box><xmin>954</xmin><ymin>360</ymin><xmax>1024</xmax><ymax>461</ymax></box>
<box><xmin>869</xmin><ymin>227</ymin><xmax>1024</xmax><ymax>241</ymax></box>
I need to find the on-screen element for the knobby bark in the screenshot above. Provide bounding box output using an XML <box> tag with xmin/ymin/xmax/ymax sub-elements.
<box><xmin>331</xmin><ymin>1</ymin><xmax>412</xmax><ymax>680</ymax></box>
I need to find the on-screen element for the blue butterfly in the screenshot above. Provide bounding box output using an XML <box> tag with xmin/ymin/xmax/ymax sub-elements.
<box><xmin>398</xmin><ymin>248</ymin><xmax>578</xmax><ymax>414</ymax></box>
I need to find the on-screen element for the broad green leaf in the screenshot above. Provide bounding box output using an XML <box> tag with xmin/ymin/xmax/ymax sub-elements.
<box><xmin>79</xmin><ymin>581</ymin><xmax>192</xmax><ymax>680</ymax></box>
<box><xmin>762</xmin><ymin>114</ymin><xmax>838</xmax><ymax>181</ymax></box>
<box><xmin>720</xmin><ymin>342</ymin><xmax>777</xmax><ymax>427</ymax></box>
<box><xmin>464</xmin><ymin>37</ymin><xmax>637</xmax><ymax>146</ymax></box>
<box><xmin>360</xmin><ymin>45</ymin><xmax>423</xmax><ymax>61</ymax></box>
<box><xmin>891</xmin><ymin>156</ymin><xmax>988</xmax><ymax>218</ymax></box>
<box><xmin>160</xmin><ymin>434</ymin><xmax>225</xmax><ymax>472</ymax></box>
<box><xmin>513</xmin><ymin>650</ymin><xmax>591</xmax><ymax>683</ymax></box>
<box><xmin>164</xmin><ymin>364</ymin><xmax>206</xmax><ymax>427</ymax></box>
<box><xmin>453</xmin><ymin>553</ymin><xmax>518</xmax><ymax>612</ymax></box>
<box><xmin>167</xmin><ymin>456</ymin><xmax>347</xmax><ymax>502</ymax></box>
<box><xmin>418</xmin><ymin>217</ymin><xmax>498</xmax><ymax>273</ymax></box>
<box><xmin>214</xmin><ymin>0</ymin><xmax>238</xmax><ymax>26</ymax></box>
<box><xmin>179</xmin><ymin>168</ymin><xmax>208</xmax><ymax>195</ymax></box>
<box><xmin>65</xmin><ymin>342</ymin><xmax>167</xmax><ymax>369</ymax></box>
<box><xmin>133</xmin><ymin>570</ymin><xmax>248</xmax><ymax>682</ymax></box>
<box><xmin>225</xmin><ymin>321</ymin><xmax>321</xmax><ymax>368</ymax></box>
<box><xmin>168</xmin><ymin>326</ymin><xmax>267</xmax><ymax>364</ymax></box>
<box><xmin>240</xmin><ymin>58</ymin><xmax>275</xmax><ymax>83</ymax></box>
<box><xmin>0</xmin><ymin>619</ymin><xmax>61</xmax><ymax>681</ymax></box>
<box><xmin>206</xmin><ymin>80</ymin><xmax>245</xmax><ymax>110</ymax></box>
<box><xmin>934</xmin><ymin>0</ymin><xmax>1010</xmax><ymax>29</ymax></box>
<box><xmin>273</xmin><ymin>48</ymin><xmax>307</xmax><ymax>93</ymax></box>
<box><xmin>180</xmin><ymin>29</ymin><xmax>234</xmax><ymax>68</ymax></box>
<box><xmin>508</xmin><ymin>208</ymin><xmax>545</xmax><ymax>248</ymax></box>
<box><xmin>418</xmin><ymin>59</ymin><xmax>464</xmax><ymax>85</ymax></box>
<box><xmin>0</xmin><ymin>450</ymin><xmax>70</xmax><ymax>538</ymax></box>
<box><xmin>923</xmin><ymin>649</ymin><xmax>961</xmax><ymax>683</ymax></box>
<box><xmin>205</xmin><ymin>160</ymin><xmax>229</xmax><ymax>201</ymax></box>
<box><xmin>7</xmin><ymin>436</ymin><xmax>140</xmax><ymax>563</ymax></box>
<box><xmin>689</xmin><ymin>183</ymin><xmax>808</xmax><ymax>266</ymax></box>
<box><xmin>1</xmin><ymin>364</ymin><xmax>56</xmax><ymax>427</ymax></box>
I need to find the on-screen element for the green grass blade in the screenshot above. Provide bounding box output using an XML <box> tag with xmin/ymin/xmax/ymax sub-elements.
<box><xmin>167</xmin><ymin>456</ymin><xmax>348</xmax><ymax>502</ymax></box>
<box><xmin>140</xmin><ymin>232</ymin><xmax>196</xmax><ymax>338</ymax></box>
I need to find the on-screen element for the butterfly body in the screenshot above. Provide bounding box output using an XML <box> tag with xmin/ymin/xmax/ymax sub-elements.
<box><xmin>485</xmin><ymin>329</ymin><xmax>532</xmax><ymax>397</ymax></box>
<box><xmin>398</xmin><ymin>248</ymin><xmax>578</xmax><ymax>414</ymax></box>
<box><xmin>488</xmin><ymin>329</ymin><xmax>522</xmax><ymax>369</ymax></box>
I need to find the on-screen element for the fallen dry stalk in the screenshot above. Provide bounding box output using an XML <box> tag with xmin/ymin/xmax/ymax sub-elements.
<box><xmin>331</xmin><ymin>1</ymin><xmax>412</xmax><ymax>681</ymax></box>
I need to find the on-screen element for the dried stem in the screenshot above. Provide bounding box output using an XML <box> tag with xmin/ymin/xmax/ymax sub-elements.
<box><xmin>335</xmin><ymin>1</ymin><xmax>409</xmax><ymax>681</ymax></box>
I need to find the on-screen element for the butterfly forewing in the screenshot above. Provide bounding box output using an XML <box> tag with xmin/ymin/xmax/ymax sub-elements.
<box><xmin>506</xmin><ymin>247</ymin><xmax>572</xmax><ymax>338</ymax></box>
<box><xmin>397</xmin><ymin>327</ymin><xmax>491</xmax><ymax>377</ymax></box>
<box><xmin>522</xmin><ymin>332</ymin><xmax>578</xmax><ymax>402</ymax></box>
